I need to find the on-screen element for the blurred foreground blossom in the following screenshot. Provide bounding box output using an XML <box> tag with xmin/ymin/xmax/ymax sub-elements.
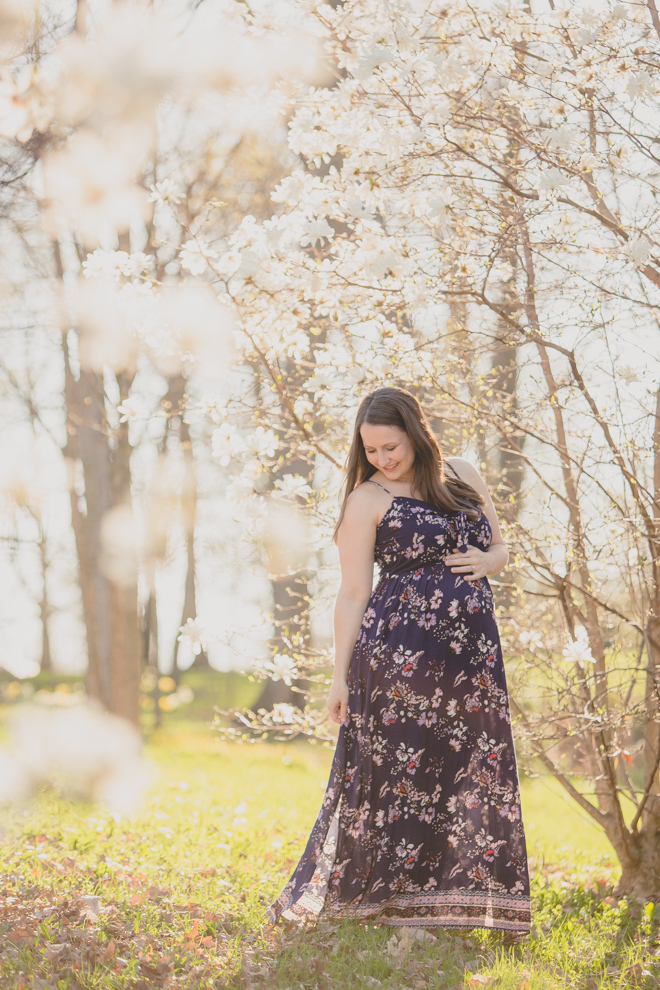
<box><xmin>100</xmin><ymin>504</ymin><xmax>138</xmax><ymax>586</ymax></box>
<box><xmin>35</xmin><ymin>2</ymin><xmax>320</xmax><ymax>246</ymax></box>
<box><xmin>0</xmin><ymin>702</ymin><xmax>149</xmax><ymax>814</ymax></box>
<box><xmin>152</xmin><ymin>285</ymin><xmax>235</xmax><ymax>376</ymax></box>
<box><xmin>177</xmin><ymin>617</ymin><xmax>208</xmax><ymax>656</ymax></box>
<box><xmin>44</xmin><ymin>131</ymin><xmax>147</xmax><ymax>245</ymax></box>
<box><xmin>72</xmin><ymin>277</ymin><xmax>131</xmax><ymax>372</ymax></box>
<box><xmin>263</xmin><ymin>501</ymin><xmax>309</xmax><ymax>576</ymax></box>
<box><xmin>56</xmin><ymin>6</ymin><xmax>180</xmax><ymax>133</ymax></box>
<box><xmin>76</xmin><ymin>275</ymin><xmax>235</xmax><ymax>377</ymax></box>
<box><xmin>0</xmin><ymin>0</ymin><xmax>34</xmax><ymax>55</ymax></box>
<box><xmin>0</xmin><ymin>66</ymin><xmax>51</xmax><ymax>141</ymax></box>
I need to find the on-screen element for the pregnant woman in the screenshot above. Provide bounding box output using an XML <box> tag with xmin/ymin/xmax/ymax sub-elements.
<box><xmin>269</xmin><ymin>387</ymin><xmax>530</xmax><ymax>932</ymax></box>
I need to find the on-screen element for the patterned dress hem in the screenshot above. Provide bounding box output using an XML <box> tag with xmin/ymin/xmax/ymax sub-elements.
<box><xmin>272</xmin><ymin>891</ymin><xmax>531</xmax><ymax>934</ymax></box>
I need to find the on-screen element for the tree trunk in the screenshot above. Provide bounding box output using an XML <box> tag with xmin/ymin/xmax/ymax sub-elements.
<box><xmin>175</xmin><ymin>408</ymin><xmax>208</xmax><ymax>670</ymax></box>
<box><xmin>616</xmin><ymin>823</ymin><xmax>660</xmax><ymax>900</ymax></box>
<box><xmin>644</xmin><ymin>390</ymin><xmax>660</xmax><ymax>825</ymax></box>
<box><xmin>37</xmin><ymin>526</ymin><xmax>52</xmax><ymax>672</ymax></box>
<box><xmin>255</xmin><ymin>447</ymin><xmax>311</xmax><ymax>711</ymax></box>
<box><xmin>491</xmin><ymin>341</ymin><xmax>525</xmax><ymax>520</ymax></box>
<box><xmin>156</xmin><ymin>373</ymin><xmax>208</xmax><ymax>674</ymax></box>
<box><xmin>254</xmin><ymin>569</ymin><xmax>307</xmax><ymax>710</ymax></box>
<box><xmin>60</xmin><ymin>317</ymin><xmax>141</xmax><ymax>725</ymax></box>
<box><xmin>492</xmin><ymin>129</ymin><xmax>526</xmax><ymax>530</ymax></box>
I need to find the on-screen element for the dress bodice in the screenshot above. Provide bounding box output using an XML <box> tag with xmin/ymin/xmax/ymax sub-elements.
<box><xmin>374</xmin><ymin>497</ymin><xmax>492</xmax><ymax>577</ymax></box>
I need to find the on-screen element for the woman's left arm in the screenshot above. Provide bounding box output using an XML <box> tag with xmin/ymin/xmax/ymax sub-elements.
<box><xmin>443</xmin><ymin>457</ymin><xmax>509</xmax><ymax>582</ymax></box>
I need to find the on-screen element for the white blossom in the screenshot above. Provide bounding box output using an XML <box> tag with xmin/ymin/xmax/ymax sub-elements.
<box><xmin>271</xmin><ymin>702</ymin><xmax>296</xmax><ymax>723</ymax></box>
<box><xmin>225</xmin><ymin>468</ymin><xmax>258</xmax><ymax>504</ymax></box>
<box><xmin>148</xmin><ymin>179</ymin><xmax>184</xmax><ymax>206</ymax></box>
<box><xmin>579</xmin><ymin>152</ymin><xmax>600</xmax><ymax>171</ymax></box>
<box><xmin>177</xmin><ymin>617</ymin><xmax>207</xmax><ymax>655</ymax></box>
<box><xmin>627</xmin><ymin>236</ymin><xmax>653</xmax><ymax>266</ymax></box>
<box><xmin>188</xmin><ymin>397</ymin><xmax>226</xmax><ymax>424</ymax></box>
<box><xmin>264</xmin><ymin>653</ymin><xmax>298</xmax><ymax>685</ymax></box>
<box><xmin>244</xmin><ymin>427</ymin><xmax>278</xmax><ymax>459</ymax></box>
<box><xmin>351</xmin><ymin>44</ymin><xmax>395</xmax><ymax>80</ymax></box>
<box><xmin>628</xmin><ymin>71</ymin><xmax>655</xmax><ymax>100</ymax></box>
<box><xmin>83</xmin><ymin>249</ymin><xmax>152</xmax><ymax>281</ymax></box>
<box><xmin>300</xmin><ymin>219</ymin><xmax>334</xmax><ymax>248</ymax></box>
<box><xmin>535</xmin><ymin>168</ymin><xmax>571</xmax><ymax>196</ymax></box>
<box><xmin>519</xmin><ymin>630</ymin><xmax>544</xmax><ymax>651</ymax></box>
<box><xmin>271</xmin><ymin>170</ymin><xmax>308</xmax><ymax>206</ymax></box>
<box><xmin>211</xmin><ymin>423</ymin><xmax>247</xmax><ymax>466</ymax></box>
<box><xmin>179</xmin><ymin>239</ymin><xmax>218</xmax><ymax>276</ymax></box>
<box><xmin>562</xmin><ymin>627</ymin><xmax>595</xmax><ymax>669</ymax></box>
<box><xmin>272</xmin><ymin>474</ymin><xmax>312</xmax><ymax>500</ymax></box>
<box><xmin>117</xmin><ymin>396</ymin><xmax>150</xmax><ymax>423</ymax></box>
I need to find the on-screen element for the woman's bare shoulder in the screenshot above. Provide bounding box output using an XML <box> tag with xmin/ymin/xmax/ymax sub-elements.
<box><xmin>343</xmin><ymin>480</ymin><xmax>390</xmax><ymax>521</ymax></box>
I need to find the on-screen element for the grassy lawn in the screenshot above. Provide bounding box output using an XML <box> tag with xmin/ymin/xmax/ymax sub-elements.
<box><xmin>1</xmin><ymin>721</ymin><xmax>659</xmax><ymax>989</ymax></box>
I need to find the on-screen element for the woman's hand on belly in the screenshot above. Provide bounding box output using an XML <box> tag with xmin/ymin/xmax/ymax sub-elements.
<box><xmin>444</xmin><ymin>546</ymin><xmax>499</xmax><ymax>581</ymax></box>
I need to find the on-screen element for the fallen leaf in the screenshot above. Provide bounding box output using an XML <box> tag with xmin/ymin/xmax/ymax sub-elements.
<box><xmin>45</xmin><ymin>942</ymin><xmax>68</xmax><ymax>960</ymax></box>
<box><xmin>79</xmin><ymin>895</ymin><xmax>102</xmax><ymax>919</ymax></box>
<box><xmin>412</xmin><ymin>928</ymin><xmax>437</xmax><ymax>944</ymax></box>
<box><xmin>466</xmin><ymin>976</ymin><xmax>494</xmax><ymax>988</ymax></box>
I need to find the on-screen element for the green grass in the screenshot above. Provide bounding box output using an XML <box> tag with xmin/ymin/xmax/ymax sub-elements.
<box><xmin>1</xmin><ymin>725</ymin><xmax>659</xmax><ymax>989</ymax></box>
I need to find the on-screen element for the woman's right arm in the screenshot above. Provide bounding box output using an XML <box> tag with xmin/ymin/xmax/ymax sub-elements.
<box><xmin>327</xmin><ymin>488</ymin><xmax>380</xmax><ymax>725</ymax></box>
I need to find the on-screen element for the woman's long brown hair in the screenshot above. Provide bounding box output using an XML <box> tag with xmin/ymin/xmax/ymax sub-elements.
<box><xmin>334</xmin><ymin>387</ymin><xmax>484</xmax><ymax>539</ymax></box>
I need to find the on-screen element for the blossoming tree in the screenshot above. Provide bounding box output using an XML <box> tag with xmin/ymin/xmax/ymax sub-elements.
<box><xmin>195</xmin><ymin>0</ymin><xmax>660</xmax><ymax>897</ymax></box>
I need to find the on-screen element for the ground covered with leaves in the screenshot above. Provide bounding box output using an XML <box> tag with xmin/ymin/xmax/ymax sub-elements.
<box><xmin>0</xmin><ymin>724</ymin><xmax>659</xmax><ymax>990</ymax></box>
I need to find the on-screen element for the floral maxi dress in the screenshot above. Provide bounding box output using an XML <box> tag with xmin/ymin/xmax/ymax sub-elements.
<box><xmin>268</xmin><ymin>490</ymin><xmax>531</xmax><ymax>932</ymax></box>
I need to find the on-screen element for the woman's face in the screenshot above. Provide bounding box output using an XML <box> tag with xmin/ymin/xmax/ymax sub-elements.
<box><xmin>360</xmin><ymin>422</ymin><xmax>416</xmax><ymax>482</ymax></box>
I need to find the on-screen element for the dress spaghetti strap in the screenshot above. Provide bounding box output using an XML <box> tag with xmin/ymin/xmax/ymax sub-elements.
<box><xmin>366</xmin><ymin>478</ymin><xmax>392</xmax><ymax>493</ymax></box>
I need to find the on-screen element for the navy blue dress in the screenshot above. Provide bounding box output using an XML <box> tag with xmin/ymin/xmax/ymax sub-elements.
<box><xmin>269</xmin><ymin>484</ymin><xmax>530</xmax><ymax>932</ymax></box>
